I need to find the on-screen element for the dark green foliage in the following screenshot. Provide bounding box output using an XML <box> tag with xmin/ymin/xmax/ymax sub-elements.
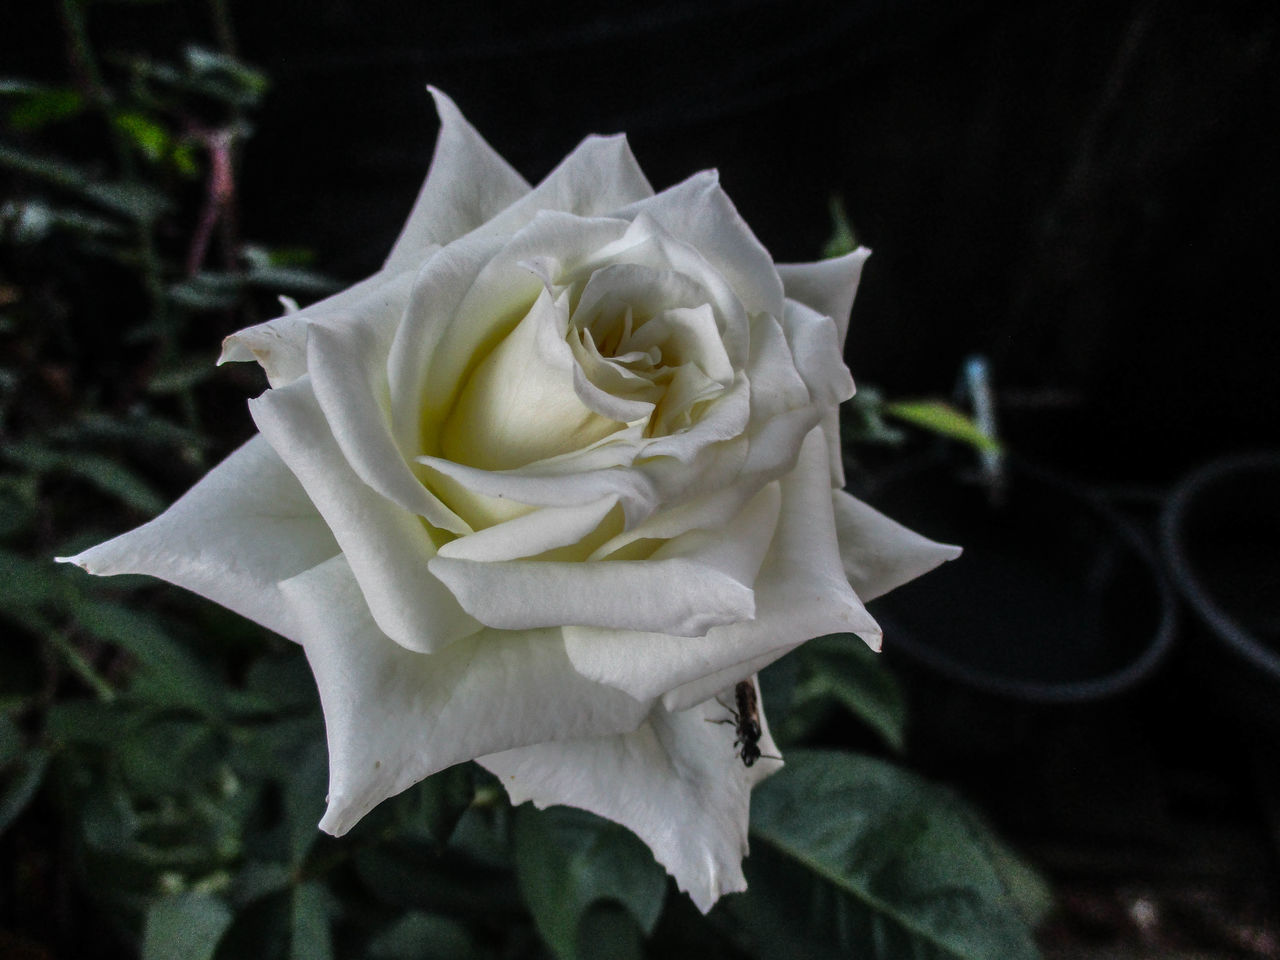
<box><xmin>726</xmin><ymin>751</ymin><xmax>1050</xmax><ymax>960</ymax></box>
<box><xmin>514</xmin><ymin>805</ymin><xmax>668</xmax><ymax>960</ymax></box>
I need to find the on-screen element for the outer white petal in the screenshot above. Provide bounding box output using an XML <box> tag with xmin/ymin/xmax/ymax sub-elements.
<box><xmin>219</xmin><ymin>259</ymin><xmax>434</xmax><ymax>389</ymax></box>
<box><xmin>280</xmin><ymin>555</ymin><xmax>649</xmax><ymax>835</ymax></box>
<box><xmin>479</xmin><ymin>682</ymin><xmax>782</xmax><ymax>914</ymax></box>
<box><xmin>307</xmin><ymin>312</ymin><xmax>468</xmax><ymax>534</ymax></box>
<box><xmin>615</xmin><ymin>171</ymin><xmax>784</xmax><ymax>320</ymax></box>
<box><xmin>776</xmin><ymin>247</ymin><xmax>871</xmax><ymax>349</ymax></box>
<box><xmin>56</xmin><ymin>436</ymin><xmax>337</xmax><ymax>641</ymax></box>
<box><xmin>780</xmin><ymin>299</ymin><xmax>856</xmax><ymax>410</ymax></box>
<box><xmin>218</xmin><ymin>311</ymin><xmax>312</xmax><ymax>388</ymax></box>
<box><xmin>779</xmin><ymin>297</ymin><xmax>856</xmax><ymax>487</ymax></box>
<box><xmin>383</xmin><ymin>87</ymin><xmax>532</xmax><ymax>272</ymax></box>
<box><xmin>833</xmin><ymin>489</ymin><xmax>962</xmax><ymax>602</ymax></box>
<box><xmin>746</xmin><ymin>312</ymin><xmax>813</xmax><ymax>420</ymax></box>
<box><xmin>471</xmin><ymin>134</ymin><xmax>653</xmax><ymax>240</ymax></box>
<box><xmin>250</xmin><ymin>376</ymin><xmax>480</xmax><ymax>653</ymax></box>
<box><xmin>565</xmin><ymin>429</ymin><xmax>881</xmax><ymax>706</ymax></box>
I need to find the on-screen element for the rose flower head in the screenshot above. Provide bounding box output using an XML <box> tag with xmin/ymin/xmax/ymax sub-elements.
<box><xmin>60</xmin><ymin>89</ymin><xmax>959</xmax><ymax>911</ymax></box>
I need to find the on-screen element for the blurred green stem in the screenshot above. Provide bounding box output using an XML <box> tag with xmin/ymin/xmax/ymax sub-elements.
<box><xmin>45</xmin><ymin>626</ymin><xmax>117</xmax><ymax>703</ymax></box>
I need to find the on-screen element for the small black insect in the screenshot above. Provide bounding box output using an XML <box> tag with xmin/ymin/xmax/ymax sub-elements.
<box><xmin>731</xmin><ymin>680</ymin><xmax>764</xmax><ymax>767</ymax></box>
<box><xmin>708</xmin><ymin>679</ymin><xmax>778</xmax><ymax>767</ymax></box>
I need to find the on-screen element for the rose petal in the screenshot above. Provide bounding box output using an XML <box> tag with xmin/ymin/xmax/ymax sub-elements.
<box><xmin>832</xmin><ymin>489</ymin><xmax>962</xmax><ymax>602</ymax></box>
<box><xmin>565</xmin><ymin>429</ymin><xmax>880</xmax><ymax>707</ymax></box>
<box><xmin>586</xmin><ymin>469</ymin><xmax>757</xmax><ymax>561</ymax></box>
<box><xmin>441</xmin><ymin>288</ymin><xmax>621</xmax><ymax>471</ymax></box>
<box><xmin>306</xmin><ymin>289</ymin><xmax>469</xmax><ymax>535</ymax></box>
<box><xmin>429</xmin><ymin>555</ymin><xmax>753</xmax><ymax>639</ymax></box>
<box><xmin>436</xmin><ymin>495</ymin><xmax>620</xmax><ymax>563</ymax></box>
<box><xmin>219</xmin><ymin>258</ymin><xmax>433</xmax><ymax>389</ymax></box>
<box><xmin>472</xmin><ymin>134</ymin><xmax>653</xmax><ymax>240</ymax></box>
<box><xmin>479</xmin><ymin>679</ymin><xmax>781</xmax><ymax>914</ymax></box>
<box><xmin>776</xmin><ymin>247</ymin><xmax>871</xmax><ymax>349</ymax></box>
<box><xmin>417</xmin><ymin>450</ymin><xmax>659</xmax><ymax>530</ymax></box>
<box><xmin>217</xmin><ymin>311</ymin><xmax>311</xmax><ymax>388</ymax></box>
<box><xmin>595</xmin><ymin>214</ymin><xmax>751</xmax><ymax>370</ymax></box>
<box><xmin>387</xmin><ymin>234</ymin><xmax>509</xmax><ymax>457</ymax></box>
<box><xmin>383</xmin><ymin>87</ymin><xmax>532</xmax><ymax>272</ymax></box>
<box><xmin>781</xmin><ymin>298</ymin><xmax>856</xmax><ymax>409</ymax></box>
<box><xmin>780</xmin><ymin>298</ymin><xmax>857</xmax><ymax>487</ymax></box>
<box><xmin>400</xmin><ymin>215</ymin><xmax>631</xmax><ymax>460</ymax></box>
<box><xmin>250</xmin><ymin>376</ymin><xmax>480</xmax><ymax>653</ymax></box>
<box><xmin>617</xmin><ymin>170</ymin><xmax>784</xmax><ymax>321</ymax></box>
<box><xmin>746</xmin><ymin>312</ymin><xmax>814</xmax><ymax>420</ymax></box>
<box><xmin>637</xmin><ymin>371</ymin><xmax>749</xmax><ymax>464</ymax></box>
<box><xmin>279</xmin><ymin>554</ymin><xmax>649</xmax><ymax>835</ymax></box>
<box><xmin>818</xmin><ymin>405</ymin><xmax>847</xmax><ymax>489</ymax></box>
<box><xmin>429</xmin><ymin>474</ymin><xmax>777</xmax><ymax>636</ymax></box>
<box><xmin>56</xmin><ymin>436</ymin><xmax>337</xmax><ymax>642</ymax></box>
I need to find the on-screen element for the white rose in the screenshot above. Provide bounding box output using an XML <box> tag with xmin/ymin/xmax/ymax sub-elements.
<box><xmin>60</xmin><ymin>89</ymin><xmax>959</xmax><ymax>911</ymax></box>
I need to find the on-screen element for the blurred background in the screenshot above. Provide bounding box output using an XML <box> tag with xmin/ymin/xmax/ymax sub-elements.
<box><xmin>2</xmin><ymin>0</ymin><xmax>1277</xmax><ymax>957</ymax></box>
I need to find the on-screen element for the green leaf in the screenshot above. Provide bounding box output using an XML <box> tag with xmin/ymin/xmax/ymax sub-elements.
<box><xmin>81</xmin><ymin>779</ymin><xmax>140</xmax><ymax>853</ymax></box>
<box><xmin>0</xmin><ymin>475</ymin><xmax>38</xmax><ymax>538</ymax></box>
<box><xmin>148</xmin><ymin>356</ymin><xmax>218</xmax><ymax>394</ymax></box>
<box><xmin>0</xmin><ymin>548</ymin><xmax>73</xmax><ymax>610</ymax></box>
<box><xmin>576</xmin><ymin>902</ymin><xmax>645</xmax><ymax>960</ymax></box>
<box><xmin>229</xmin><ymin>861</ymin><xmax>293</xmax><ymax>907</ymax></box>
<box><xmin>113</xmin><ymin>111</ymin><xmax>172</xmax><ymax>163</ymax></box>
<box><xmin>349</xmin><ymin>763</ymin><xmax>475</xmax><ymax>849</ymax></box>
<box><xmin>4</xmin><ymin>441</ymin><xmax>166</xmax><ymax>515</ymax></box>
<box><xmin>0</xmin><ymin>144</ymin><xmax>168</xmax><ymax>221</ymax></box>
<box><xmin>283</xmin><ymin>736</ymin><xmax>328</xmax><ymax>866</ymax></box>
<box><xmin>142</xmin><ymin>892</ymin><xmax>234</xmax><ymax>960</ymax></box>
<box><xmin>783</xmin><ymin>634</ymin><xmax>906</xmax><ymax>752</ymax></box>
<box><xmin>243</xmin><ymin>651</ymin><xmax>320</xmax><ymax>712</ymax></box>
<box><xmin>290</xmin><ymin>881</ymin><xmax>333</xmax><ymax>960</ymax></box>
<box><xmin>69</xmin><ymin>600</ymin><xmax>224</xmax><ymax>713</ymax></box>
<box><xmin>50</xmin><ymin>411</ymin><xmax>209</xmax><ymax>453</ymax></box>
<box><xmin>118</xmin><ymin>717</ymin><xmax>220</xmax><ymax>797</ymax></box>
<box><xmin>735</xmin><ymin>750</ymin><xmax>1043</xmax><ymax>960</ymax></box>
<box><xmin>366</xmin><ymin>911</ymin><xmax>475</xmax><ymax>960</ymax></box>
<box><xmin>0</xmin><ymin>747</ymin><xmax>48</xmax><ymax>834</ymax></box>
<box><xmin>353</xmin><ymin>841</ymin><xmax>522</xmax><ymax>918</ymax></box>
<box><xmin>183</xmin><ymin>46</ymin><xmax>269</xmax><ymax>106</ymax></box>
<box><xmin>212</xmin><ymin>891</ymin><xmax>289</xmax><ymax>960</ymax></box>
<box><xmin>168</xmin><ymin>271</ymin><xmax>245</xmax><ymax>311</ymax></box>
<box><xmin>514</xmin><ymin>805</ymin><xmax>667</xmax><ymax>960</ymax></box>
<box><xmin>3</xmin><ymin>199</ymin><xmax>128</xmax><ymax>244</ymax></box>
<box><xmin>46</xmin><ymin>698</ymin><xmax>133</xmax><ymax>745</ymax></box>
<box><xmin>823</xmin><ymin>194</ymin><xmax>858</xmax><ymax>259</ymax></box>
<box><xmin>842</xmin><ymin>387</ymin><xmax>906</xmax><ymax>447</ymax></box>
<box><xmin>171</xmin><ymin>140</ymin><xmax>200</xmax><ymax>177</ymax></box>
<box><xmin>245</xmin><ymin>264</ymin><xmax>342</xmax><ymax>297</ymax></box>
<box><xmin>7</xmin><ymin>87</ymin><xmax>84</xmax><ymax>131</ymax></box>
<box><xmin>951</xmin><ymin>807</ymin><xmax>1053</xmax><ymax>928</ymax></box>
<box><xmin>885</xmin><ymin>401</ymin><xmax>1002</xmax><ymax>454</ymax></box>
